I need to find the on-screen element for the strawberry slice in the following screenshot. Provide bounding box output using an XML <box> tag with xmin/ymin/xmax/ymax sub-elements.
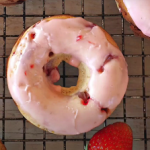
<box><xmin>86</xmin><ymin>122</ymin><xmax>133</xmax><ymax>150</ymax></box>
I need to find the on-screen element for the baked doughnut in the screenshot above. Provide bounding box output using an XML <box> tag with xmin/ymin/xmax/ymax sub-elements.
<box><xmin>0</xmin><ymin>140</ymin><xmax>6</xmax><ymax>150</ymax></box>
<box><xmin>116</xmin><ymin>0</ymin><xmax>150</xmax><ymax>39</ymax></box>
<box><xmin>7</xmin><ymin>15</ymin><xmax>128</xmax><ymax>135</ymax></box>
<box><xmin>0</xmin><ymin>0</ymin><xmax>25</xmax><ymax>6</ymax></box>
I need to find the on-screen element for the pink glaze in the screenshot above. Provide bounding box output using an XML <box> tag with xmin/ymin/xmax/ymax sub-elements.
<box><xmin>123</xmin><ymin>0</ymin><xmax>150</xmax><ymax>37</ymax></box>
<box><xmin>7</xmin><ymin>17</ymin><xmax>128</xmax><ymax>135</ymax></box>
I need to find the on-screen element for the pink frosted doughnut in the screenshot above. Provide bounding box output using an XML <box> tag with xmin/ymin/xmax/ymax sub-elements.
<box><xmin>7</xmin><ymin>15</ymin><xmax>128</xmax><ymax>135</ymax></box>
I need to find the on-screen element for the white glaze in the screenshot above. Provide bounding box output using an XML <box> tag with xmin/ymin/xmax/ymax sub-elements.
<box><xmin>123</xmin><ymin>0</ymin><xmax>150</xmax><ymax>37</ymax></box>
<box><xmin>7</xmin><ymin>17</ymin><xmax>128</xmax><ymax>135</ymax></box>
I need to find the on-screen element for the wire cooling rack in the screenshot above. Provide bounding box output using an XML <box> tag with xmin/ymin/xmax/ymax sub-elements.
<box><xmin>0</xmin><ymin>0</ymin><xmax>150</xmax><ymax>150</ymax></box>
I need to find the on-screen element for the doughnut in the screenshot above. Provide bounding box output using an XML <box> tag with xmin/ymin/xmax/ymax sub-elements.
<box><xmin>0</xmin><ymin>140</ymin><xmax>6</xmax><ymax>150</ymax></box>
<box><xmin>0</xmin><ymin>0</ymin><xmax>25</xmax><ymax>6</ymax></box>
<box><xmin>7</xmin><ymin>15</ymin><xmax>128</xmax><ymax>135</ymax></box>
<box><xmin>115</xmin><ymin>0</ymin><xmax>150</xmax><ymax>39</ymax></box>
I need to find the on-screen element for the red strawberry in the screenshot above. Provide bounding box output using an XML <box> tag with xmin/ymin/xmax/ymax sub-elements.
<box><xmin>87</xmin><ymin>122</ymin><xmax>133</xmax><ymax>150</ymax></box>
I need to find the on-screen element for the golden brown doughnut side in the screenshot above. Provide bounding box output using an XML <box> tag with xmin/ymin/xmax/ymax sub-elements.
<box><xmin>0</xmin><ymin>0</ymin><xmax>25</xmax><ymax>6</ymax></box>
<box><xmin>0</xmin><ymin>140</ymin><xmax>6</xmax><ymax>150</ymax></box>
<box><xmin>130</xmin><ymin>24</ymin><xmax>150</xmax><ymax>39</ymax></box>
<box><xmin>101</xmin><ymin>27</ymin><xmax>119</xmax><ymax>49</ymax></box>
<box><xmin>116</xmin><ymin>0</ymin><xmax>150</xmax><ymax>39</ymax></box>
<box><xmin>7</xmin><ymin>15</ymin><xmax>121</xmax><ymax>134</ymax></box>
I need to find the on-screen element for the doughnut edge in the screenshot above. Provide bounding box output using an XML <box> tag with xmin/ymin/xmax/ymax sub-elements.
<box><xmin>115</xmin><ymin>0</ymin><xmax>150</xmax><ymax>39</ymax></box>
<box><xmin>0</xmin><ymin>140</ymin><xmax>6</xmax><ymax>150</ymax></box>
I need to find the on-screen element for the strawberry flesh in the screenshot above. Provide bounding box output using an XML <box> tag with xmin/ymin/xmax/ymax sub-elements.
<box><xmin>88</xmin><ymin>122</ymin><xmax>133</xmax><ymax>150</ymax></box>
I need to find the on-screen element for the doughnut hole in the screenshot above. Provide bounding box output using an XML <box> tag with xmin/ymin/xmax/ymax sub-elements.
<box><xmin>43</xmin><ymin>66</ymin><xmax>60</xmax><ymax>83</ymax></box>
<box><xmin>43</xmin><ymin>54</ymin><xmax>91</xmax><ymax>97</ymax></box>
<box><xmin>53</xmin><ymin>64</ymin><xmax>79</xmax><ymax>92</ymax></box>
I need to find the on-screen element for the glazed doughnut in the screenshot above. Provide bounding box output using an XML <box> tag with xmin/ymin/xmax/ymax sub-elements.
<box><xmin>0</xmin><ymin>0</ymin><xmax>25</xmax><ymax>6</ymax></box>
<box><xmin>116</xmin><ymin>0</ymin><xmax>150</xmax><ymax>39</ymax></box>
<box><xmin>7</xmin><ymin>15</ymin><xmax>128</xmax><ymax>135</ymax></box>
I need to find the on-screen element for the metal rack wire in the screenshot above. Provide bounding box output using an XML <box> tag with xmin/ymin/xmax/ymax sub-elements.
<box><xmin>0</xmin><ymin>0</ymin><xmax>149</xmax><ymax>150</ymax></box>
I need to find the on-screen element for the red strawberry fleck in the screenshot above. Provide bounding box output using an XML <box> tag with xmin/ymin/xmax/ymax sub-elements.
<box><xmin>78</xmin><ymin>92</ymin><xmax>90</xmax><ymax>105</ymax></box>
<box><xmin>24</xmin><ymin>71</ymin><xmax>27</xmax><ymax>76</ymax></box>
<box><xmin>98</xmin><ymin>54</ymin><xmax>118</xmax><ymax>73</ymax></box>
<box><xmin>30</xmin><ymin>64</ymin><xmax>34</xmax><ymax>69</ymax></box>
<box><xmin>98</xmin><ymin>66</ymin><xmax>104</xmax><ymax>73</ymax></box>
<box><xmin>104</xmin><ymin>54</ymin><xmax>118</xmax><ymax>65</ymax></box>
<box><xmin>88</xmin><ymin>122</ymin><xmax>133</xmax><ymax>150</ymax></box>
<box><xmin>86</xmin><ymin>23</ymin><xmax>96</xmax><ymax>28</ymax></box>
<box><xmin>33</xmin><ymin>24</ymin><xmax>36</xmax><ymax>28</ymax></box>
<box><xmin>30</xmin><ymin>33</ymin><xmax>35</xmax><ymax>40</ymax></box>
<box><xmin>76</xmin><ymin>35</ymin><xmax>83</xmax><ymax>41</ymax></box>
<box><xmin>88</xmin><ymin>41</ymin><xmax>95</xmax><ymax>45</ymax></box>
<box><xmin>12</xmin><ymin>52</ymin><xmax>15</xmax><ymax>55</ymax></box>
<box><xmin>81</xmin><ymin>98</ymin><xmax>90</xmax><ymax>106</ymax></box>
